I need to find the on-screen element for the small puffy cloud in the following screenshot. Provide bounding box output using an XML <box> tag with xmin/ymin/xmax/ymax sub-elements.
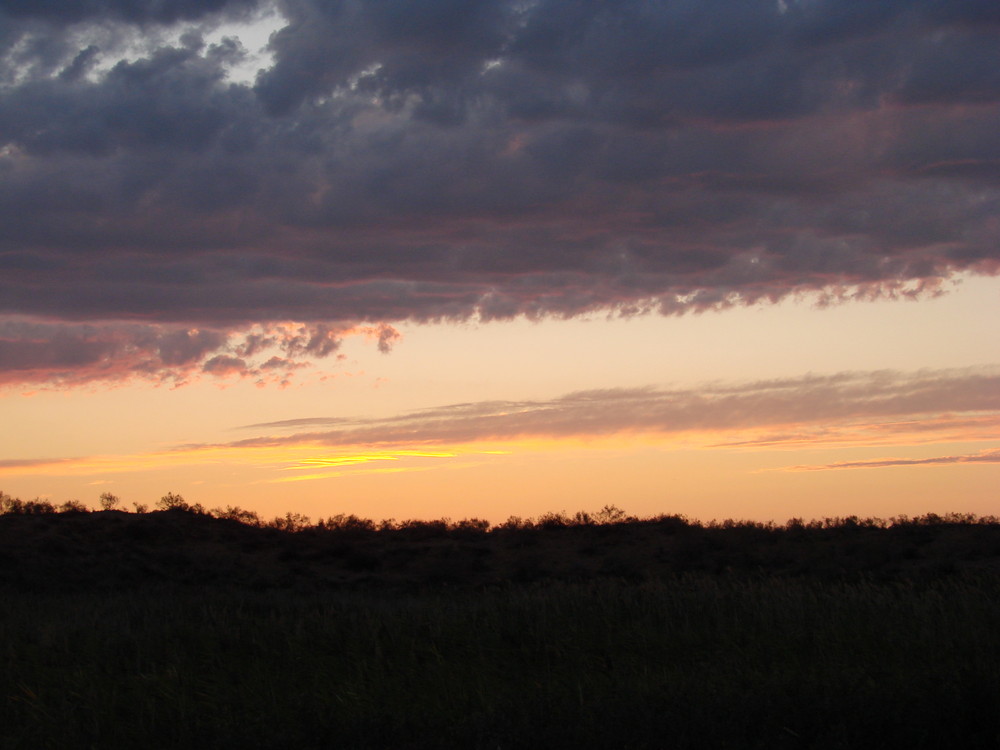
<box><xmin>201</xmin><ymin>353</ymin><xmax>249</xmax><ymax>376</ymax></box>
<box><xmin>280</xmin><ymin>323</ymin><xmax>342</xmax><ymax>358</ymax></box>
<box><xmin>358</xmin><ymin>323</ymin><xmax>401</xmax><ymax>354</ymax></box>
<box><xmin>155</xmin><ymin>328</ymin><xmax>228</xmax><ymax>366</ymax></box>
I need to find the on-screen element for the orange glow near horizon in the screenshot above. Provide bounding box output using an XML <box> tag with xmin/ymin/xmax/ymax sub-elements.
<box><xmin>2</xmin><ymin>277</ymin><xmax>998</xmax><ymax>523</ymax></box>
<box><xmin>2</xmin><ymin>412</ymin><xmax>996</xmax><ymax>513</ymax></box>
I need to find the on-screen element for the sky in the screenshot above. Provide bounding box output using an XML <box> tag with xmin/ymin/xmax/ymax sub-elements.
<box><xmin>1</xmin><ymin>0</ymin><xmax>998</xmax><ymax>524</ymax></box>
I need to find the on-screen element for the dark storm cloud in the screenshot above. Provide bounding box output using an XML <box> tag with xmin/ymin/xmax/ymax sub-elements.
<box><xmin>1</xmin><ymin>0</ymin><xmax>999</xmax><ymax>386</ymax></box>
<box><xmin>0</xmin><ymin>0</ymin><xmax>260</xmax><ymax>24</ymax></box>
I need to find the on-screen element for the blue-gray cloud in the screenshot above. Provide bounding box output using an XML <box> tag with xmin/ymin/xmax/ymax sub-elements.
<box><xmin>0</xmin><ymin>0</ymin><xmax>998</xmax><ymax>384</ymax></box>
<box><xmin>0</xmin><ymin>318</ymin><xmax>397</xmax><ymax>387</ymax></box>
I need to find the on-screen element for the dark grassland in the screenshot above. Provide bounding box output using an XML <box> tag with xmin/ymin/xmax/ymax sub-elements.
<box><xmin>2</xmin><ymin>496</ymin><xmax>999</xmax><ymax>748</ymax></box>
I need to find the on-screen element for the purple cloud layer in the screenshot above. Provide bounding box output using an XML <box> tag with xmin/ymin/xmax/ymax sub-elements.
<box><xmin>1</xmin><ymin>0</ymin><xmax>999</xmax><ymax>384</ymax></box>
<box><xmin>0</xmin><ymin>318</ymin><xmax>399</xmax><ymax>387</ymax></box>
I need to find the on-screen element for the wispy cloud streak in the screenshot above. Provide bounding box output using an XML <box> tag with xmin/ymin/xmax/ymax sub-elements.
<box><xmin>231</xmin><ymin>368</ymin><xmax>1000</xmax><ymax>449</ymax></box>
<box><xmin>3</xmin><ymin>367</ymin><xmax>997</xmax><ymax>482</ymax></box>
<box><xmin>786</xmin><ymin>448</ymin><xmax>1000</xmax><ymax>472</ymax></box>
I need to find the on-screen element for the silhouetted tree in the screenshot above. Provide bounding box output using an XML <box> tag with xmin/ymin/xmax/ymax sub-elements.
<box><xmin>270</xmin><ymin>512</ymin><xmax>311</xmax><ymax>532</ymax></box>
<box><xmin>152</xmin><ymin>493</ymin><xmax>206</xmax><ymax>514</ymax></box>
<box><xmin>11</xmin><ymin>498</ymin><xmax>57</xmax><ymax>514</ymax></box>
<box><xmin>0</xmin><ymin>492</ymin><xmax>22</xmax><ymax>514</ymax></box>
<box><xmin>212</xmin><ymin>506</ymin><xmax>262</xmax><ymax>526</ymax></box>
<box><xmin>498</xmin><ymin>515</ymin><xmax>530</xmax><ymax>530</ymax></box>
<box><xmin>595</xmin><ymin>504</ymin><xmax>627</xmax><ymax>525</ymax></box>
<box><xmin>157</xmin><ymin>492</ymin><xmax>190</xmax><ymax>511</ymax></box>
<box><xmin>99</xmin><ymin>492</ymin><xmax>121</xmax><ymax>511</ymax></box>
<box><xmin>57</xmin><ymin>500</ymin><xmax>87</xmax><ymax>514</ymax></box>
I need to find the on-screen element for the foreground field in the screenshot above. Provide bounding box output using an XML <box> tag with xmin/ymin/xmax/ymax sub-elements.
<box><xmin>2</xmin><ymin>507</ymin><xmax>999</xmax><ymax>748</ymax></box>
<box><xmin>4</xmin><ymin>576</ymin><xmax>1000</xmax><ymax>749</ymax></box>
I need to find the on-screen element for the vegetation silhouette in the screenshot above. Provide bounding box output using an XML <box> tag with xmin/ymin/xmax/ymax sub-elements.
<box><xmin>2</xmin><ymin>490</ymin><xmax>999</xmax><ymax>748</ymax></box>
<box><xmin>1</xmin><ymin>490</ymin><xmax>998</xmax><ymax>591</ymax></box>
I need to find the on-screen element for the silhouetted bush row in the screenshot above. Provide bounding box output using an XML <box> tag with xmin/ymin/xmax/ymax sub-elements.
<box><xmin>2</xmin><ymin>489</ymin><xmax>997</xmax><ymax>535</ymax></box>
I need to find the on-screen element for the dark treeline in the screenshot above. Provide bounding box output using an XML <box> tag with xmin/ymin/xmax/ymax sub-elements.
<box><xmin>2</xmin><ymin>489</ymin><xmax>995</xmax><ymax>532</ymax></box>
<box><xmin>2</xmin><ymin>489</ymin><xmax>999</xmax><ymax>592</ymax></box>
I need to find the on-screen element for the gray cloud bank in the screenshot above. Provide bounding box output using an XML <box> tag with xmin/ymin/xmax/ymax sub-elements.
<box><xmin>1</xmin><ymin>0</ymin><xmax>999</xmax><ymax>384</ymax></box>
<box><xmin>0</xmin><ymin>317</ymin><xmax>398</xmax><ymax>387</ymax></box>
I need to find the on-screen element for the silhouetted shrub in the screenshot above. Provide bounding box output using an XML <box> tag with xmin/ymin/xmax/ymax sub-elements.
<box><xmin>652</xmin><ymin>514</ymin><xmax>692</xmax><ymax>532</ymax></box>
<box><xmin>594</xmin><ymin>504</ymin><xmax>628</xmax><ymax>525</ymax></box>
<box><xmin>537</xmin><ymin>511</ymin><xmax>570</xmax><ymax>530</ymax></box>
<box><xmin>0</xmin><ymin>492</ymin><xmax>19</xmax><ymax>514</ymax></box>
<box><xmin>451</xmin><ymin>518</ymin><xmax>490</xmax><ymax>539</ymax></box>
<box><xmin>57</xmin><ymin>500</ymin><xmax>88</xmax><ymax>514</ymax></box>
<box><xmin>30</xmin><ymin>500</ymin><xmax>52</xmax><ymax>514</ymax></box>
<box><xmin>155</xmin><ymin>493</ymin><xmax>205</xmax><ymax>514</ymax></box>
<box><xmin>269</xmin><ymin>512</ymin><xmax>311</xmax><ymax>532</ymax></box>
<box><xmin>99</xmin><ymin>492</ymin><xmax>121</xmax><ymax>511</ymax></box>
<box><xmin>212</xmin><ymin>506</ymin><xmax>262</xmax><ymax>526</ymax></box>
<box><xmin>497</xmin><ymin>515</ymin><xmax>531</xmax><ymax>531</ymax></box>
<box><xmin>0</xmin><ymin>495</ymin><xmax>59</xmax><ymax>514</ymax></box>
<box><xmin>316</xmin><ymin>514</ymin><xmax>376</xmax><ymax>535</ymax></box>
<box><xmin>156</xmin><ymin>492</ymin><xmax>188</xmax><ymax>511</ymax></box>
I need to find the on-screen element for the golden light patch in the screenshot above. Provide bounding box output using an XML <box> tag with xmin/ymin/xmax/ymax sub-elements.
<box><xmin>2</xmin><ymin>410</ymin><xmax>996</xmax><ymax>485</ymax></box>
<box><xmin>289</xmin><ymin>450</ymin><xmax>456</xmax><ymax>468</ymax></box>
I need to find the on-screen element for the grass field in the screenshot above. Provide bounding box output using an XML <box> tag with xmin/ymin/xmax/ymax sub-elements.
<box><xmin>2</xmin><ymin>502</ymin><xmax>999</xmax><ymax>748</ymax></box>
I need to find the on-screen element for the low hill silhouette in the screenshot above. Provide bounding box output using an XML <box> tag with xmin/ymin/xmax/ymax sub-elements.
<box><xmin>2</xmin><ymin>495</ymin><xmax>998</xmax><ymax>592</ymax></box>
<box><xmin>4</xmin><ymin>495</ymin><xmax>1000</xmax><ymax>749</ymax></box>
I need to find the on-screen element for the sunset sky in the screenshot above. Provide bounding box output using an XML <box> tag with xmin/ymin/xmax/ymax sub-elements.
<box><xmin>1</xmin><ymin>0</ymin><xmax>998</xmax><ymax>524</ymax></box>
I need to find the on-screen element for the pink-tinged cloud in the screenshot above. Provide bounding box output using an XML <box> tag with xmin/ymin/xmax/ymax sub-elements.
<box><xmin>0</xmin><ymin>0</ymin><xmax>998</xmax><ymax>369</ymax></box>
<box><xmin>786</xmin><ymin>448</ymin><xmax>1000</xmax><ymax>472</ymax></box>
<box><xmin>201</xmin><ymin>354</ymin><xmax>249</xmax><ymax>377</ymax></box>
<box><xmin>230</xmin><ymin>367</ymin><xmax>1000</xmax><ymax>449</ymax></box>
<box><xmin>711</xmin><ymin>414</ymin><xmax>1000</xmax><ymax>449</ymax></box>
<box><xmin>0</xmin><ymin>319</ymin><xmax>400</xmax><ymax>389</ymax></box>
<box><xmin>5</xmin><ymin>367</ymin><xmax>997</xmax><ymax>482</ymax></box>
